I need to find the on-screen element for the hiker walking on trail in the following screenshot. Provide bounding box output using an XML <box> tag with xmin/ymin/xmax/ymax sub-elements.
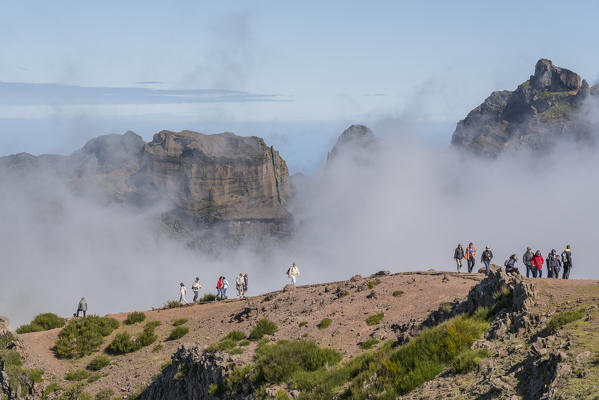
<box><xmin>454</xmin><ymin>244</ymin><xmax>464</xmax><ymax>273</ymax></box>
<box><xmin>216</xmin><ymin>277</ymin><xmax>224</xmax><ymax>300</ymax></box>
<box><xmin>75</xmin><ymin>297</ymin><xmax>87</xmax><ymax>318</ymax></box>
<box><xmin>222</xmin><ymin>277</ymin><xmax>229</xmax><ymax>299</ymax></box>
<box><xmin>561</xmin><ymin>245</ymin><xmax>572</xmax><ymax>279</ymax></box>
<box><xmin>531</xmin><ymin>251</ymin><xmax>544</xmax><ymax>278</ymax></box>
<box><xmin>481</xmin><ymin>246</ymin><xmax>493</xmax><ymax>275</ymax></box>
<box><xmin>179</xmin><ymin>282</ymin><xmax>190</xmax><ymax>305</ymax></box>
<box><xmin>465</xmin><ymin>243</ymin><xmax>476</xmax><ymax>273</ymax></box>
<box><xmin>546</xmin><ymin>250</ymin><xmax>561</xmax><ymax>279</ymax></box>
<box><xmin>504</xmin><ymin>255</ymin><xmax>520</xmax><ymax>276</ymax></box>
<box><xmin>523</xmin><ymin>247</ymin><xmax>534</xmax><ymax>278</ymax></box>
<box><xmin>288</xmin><ymin>262</ymin><xmax>300</xmax><ymax>285</ymax></box>
<box><xmin>192</xmin><ymin>277</ymin><xmax>202</xmax><ymax>302</ymax></box>
<box><xmin>243</xmin><ymin>273</ymin><xmax>249</xmax><ymax>297</ymax></box>
<box><xmin>236</xmin><ymin>273</ymin><xmax>244</xmax><ymax>298</ymax></box>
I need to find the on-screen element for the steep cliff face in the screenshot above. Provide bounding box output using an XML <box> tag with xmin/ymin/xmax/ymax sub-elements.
<box><xmin>452</xmin><ymin>59</ymin><xmax>599</xmax><ymax>156</ymax></box>
<box><xmin>0</xmin><ymin>130</ymin><xmax>290</xmax><ymax>245</ymax></box>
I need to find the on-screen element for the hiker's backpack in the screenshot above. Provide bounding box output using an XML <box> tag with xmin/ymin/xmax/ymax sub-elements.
<box><xmin>561</xmin><ymin>252</ymin><xmax>568</xmax><ymax>264</ymax></box>
<box><xmin>286</xmin><ymin>268</ymin><xmax>291</xmax><ymax>275</ymax></box>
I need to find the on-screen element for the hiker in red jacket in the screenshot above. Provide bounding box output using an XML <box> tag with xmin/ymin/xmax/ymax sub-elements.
<box><xmin>531</xmin><ymin>250</ymin><xmax>544</xmax><ymax>278</ymax></box>
<box><xmin>216</xmin><ymin>276</ymin><xmax>225</xmax><ymax>300</ymax></box>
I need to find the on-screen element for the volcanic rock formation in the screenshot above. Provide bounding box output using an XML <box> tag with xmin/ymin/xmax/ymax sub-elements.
<box><xmin>451</xmin><ymin>59</ymin><xmax>599</xmax><ymax>156</ymax></box>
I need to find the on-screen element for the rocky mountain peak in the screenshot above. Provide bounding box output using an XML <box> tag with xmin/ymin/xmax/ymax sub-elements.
<box><xmin>531</xmin><ymin>58</ymin><xmax>581</xmax><ymax>92</ymax></box>
<box><xmin>327</xmin><ymin>124</ymin><xmax>376</xmax><ymax>161</ymax></box>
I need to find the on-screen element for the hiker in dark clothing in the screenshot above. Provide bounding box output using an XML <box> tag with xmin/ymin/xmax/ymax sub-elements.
<box><xmin>561</xmin><ymin>245</ymin><xmax>572</xmax><ymax>279</ymax></box>
<box><xmin>75</xmin><ymin>297</ymin><xmax>87</xmax><ymax>318</ymax></box>
<box><xmin>465</xmin><ymin>243</ymin><xmax>476</xmax><ymax>273</ymax></box>
<box><xmin>546</xmin><ymin>250</ymin><xmax>561</xmax><ymax>279</ymax></box>
<box><xmin>504</xmin><ymin>255</ymin><xmax>520</xmax><ymax>276</ymax></box>
<box><xmin>481</xmin><ymin>246</ymin><xmax>493</xmax><ymax>275</ymax></box>
<box><xmin>454</xmin><ymin>244</ymin><xmax>465</xmax><ymax>273</ymax></box>
<box><xmin>523</xmin><ymin>247</ymin><xmax>534</xmax><ymax>278</ymax></box>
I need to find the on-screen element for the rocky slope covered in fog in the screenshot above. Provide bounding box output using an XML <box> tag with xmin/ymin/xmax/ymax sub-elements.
<box><xmin>0</xmin><ymin>130</ymin><xmax>290</xmax><ymax>246</ymax></box>
<box><xmin>452</xmin><ymin>59</ymin><xmax>599</xmax><ymax>156</ymax></box>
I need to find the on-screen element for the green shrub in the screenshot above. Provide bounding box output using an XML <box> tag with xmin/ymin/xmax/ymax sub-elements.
<box><xmin>276</xmin><ymin>389</ymin><xmax>290</xmax><ymax>400</ymax></box>
<box><xmin>163</xmin><ymin>300</ymin><xmax>181</xmax><ymax>309</ymax></box>
<box><xmin>145</xmin><ymin>320</ymin><xmax>160</xmax><ymax>330</ymax></box>
<box><xmin>208</xmin><ymin>383</ymin><xmax>224</xmax><ymax>395</ymax></box>
<box><xmin>546</xmin><ymin>308</ymin><xmax>585</xmax><ymax>333</ymax></box>
<box><xmin>201</xmin><ymin>293</ymin><xmax>217</xmax><ymax>302</ymax></box>
<box><xmin>229</xmin><ymin>347</ymin><xmax>244</xmax><ymax>355</ymax></box>
<box><xmin>239</xmin><ymin>340</ymin><xmax>250</xmax><ymax>347</ymax></box>
<box><xmin>393</xmin><ymin>290</ymin><xmax>404</xmax><ymax>297</ymax></box>
<box><xmin>94</xmin><ymin>388</ymin><xmax>114</xmax><ymax>400</ymax></box>
<box><xmin>125</xmin><ymin>312</ymin><xmax>146</xmax><ymax>325</ymax></box>
<box><xmin>366</xmin><ymin>313</ymin><xmax>384</xmax><ymax>326</ymax></box>
<box><xmin>207</xmin><ymin>338</ymin><xmax>237</xmax><ymax>352</ymax></box>
<box><xmin>451</xmin><ymin>349</ymin><xmax>490</xmax><ymax>374</ymax></box>
<box><xmin>0</xmin><ymin>332</ymin><xmax>16</xmax><ymax>349</ymax></box>
<box><xmin>173</xmin><ymin>318</ymin><xmax>188</xmax><ymax>327</ymax></box>
<box><xmin>168</xmin><ymin>326</ymin><xmax>189</xmax><ymax>341</ymax></box>
<box><xmin>58</xmin><ymin>383</ymin><xmax>91</xmax><ymax>400</ymax></box>
<box><xmin>298</xmin><ymin>321</ymin><xmax>308</xmax><ymax>327</ymax></box>
<box><xmin>367</xmin><ymin>279</ymin><xmax>381</xmax><ymax>289</ymax></box>
<box><xmin>255</xmin><ymin>340</ymin><xmax>342</xmax><ymax>383</ymax></box>
<box><xmin>43</xmin><ymin>382</ymin><xmax>61</xmax><ymax>397</ymax></box>
<box><xmin>86</xmin><ymin>355</ymin><xmax>110</xmax><ymax>371</ymax></box>
<box><xmin>54</xmin><ymin>316</ymin><xmax>119</xmax><ymax>359</ymax></box>
<box><xmin>359</xmin><ymin>338</ymin><xmax>380</xmax><ymax>350</ymax></box>
<box><xmin>17</xmin><ymin>313</ymin><xmax>66</xmax><ymax>334</ymax></box>
<box><xmin>248</xmin><ymin>319</ymin><xmax>278</xmax><ymax>341</ymax></box>
<box><xmin>108</xmin><ymin>332</ymin><xmax>137</xmax><ymax>354</ymax></box>
<box><xmin>0</xmin><ymin>349</ymin><xmax>22</xmax><ymax>367</ymax></box>
<box><xmin>317</xmin><ymin>318</ymin><xmax>332</xmax><ymax>329</ymax></box>
<box><xmin>65</xmin><ymin>369</ymin><xmax>91</xmax><ymax>381</ymax></box>
<box><xmin>223</xmin><ymin>330</ymin><xmax>246</xmax><ymax>341</ymax></box>
<box><xmin>152</xmin><ymin>344</ymin><xmax>163</xmax><ymax>353</ymax></box>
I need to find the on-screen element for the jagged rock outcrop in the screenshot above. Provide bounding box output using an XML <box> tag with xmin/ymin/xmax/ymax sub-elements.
<box><xmin>0</xmin><ymin>130</ymin><xmax>290</xmax><ymax>246</ymax></box>
<box><xmin>452</xmin><ymin>58</ymin><xmax>599</xmax><ymax>156</ymax></box>
<box><xmin>139</xmin><ymin>346</ymin><xmax>251</xmax><ymax>400</ymax></box>
<box><xmin>327</xmin><ymin>124</ymin><xmax>376</xmax><ymax>161</ymax></box>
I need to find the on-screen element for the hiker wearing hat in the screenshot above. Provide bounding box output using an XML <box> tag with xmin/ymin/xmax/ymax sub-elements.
<box><xmin>453</xmin><ymin>244</ymin><xmax>465</xmax><ymax>273</ymax></box>
<box><xmin>523</xmin><ymin>247</ymin><xmax>534</xmax><ymax>278</ymax></box>
<box><xmin>481</xmin><ymin>246</ymin><xmax>493</xmax><ymax>275</ymax></box>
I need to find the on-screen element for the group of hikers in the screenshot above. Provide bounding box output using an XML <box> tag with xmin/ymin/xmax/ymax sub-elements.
<box><xmin>453</xmin><ymin>243</ymin><xmax>573</xmax><ymax>278</ymax></box>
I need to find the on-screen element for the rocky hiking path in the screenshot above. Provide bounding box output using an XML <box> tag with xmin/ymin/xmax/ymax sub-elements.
<box><xmin>15</xmin><ymin>270</ymin><xmax>482</xmax><ymax>397</ymax></box>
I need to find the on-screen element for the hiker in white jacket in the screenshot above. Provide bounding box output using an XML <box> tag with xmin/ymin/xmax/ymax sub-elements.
<box><xmin>288</xmin><ymin>262</ymin><xmax>300</xmax><ymax>285</ymax></box>
<box><xmin>192</xmin><ymin>277</ymin><xmax>202</xmax><ymax>302</ymax></box>
<box><xmin>236</xmin><ymin>273</ymin><xmax>245</xmax><ymax>298</ymax></box>
<box><xmin>179</xmin><ymin>282</ymin><xmax>190</xmax><ymax>305</ymax></box>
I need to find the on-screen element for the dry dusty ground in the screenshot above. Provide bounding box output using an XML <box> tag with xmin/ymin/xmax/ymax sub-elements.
<box><xmin>17</xmin><ymin>270</ymin><xmax>483</xmax><ymax>397</ymax></box>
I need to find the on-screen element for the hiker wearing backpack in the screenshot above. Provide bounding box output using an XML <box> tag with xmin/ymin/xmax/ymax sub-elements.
<box><xmin>504</xmin><ymin>255</ymin><xmax>520</xmax><ymax>276</ymax></box>
<box><xmin>288</xmin><ymin>262</ymin><xmax>300</xmax><ymax>285</ymax></box>
<box><xmin>192</xmin><ymin>277</ymin><xmax>202</xmax><ymax>302</ymax></box>
<box><xmin>179</xmin><ymin>282</ymin><xmax>190</xmax><ymax>305</ymax></box>
<box><xmin>453</xmin><ymin>244</ymin><xmax>464</xmax><ymax>273</ymax></box>
<box><xmin>243</xmin><ymin>273</ymin><xmax>249</xmax><ymax>297</ymax></box>
<box><xmin>75</xmin><ymin>297</ymin><xmax>87</xmax><ymax>318</ymax></box>
<box><xmin>561</xmin><ymin>245</ymin><xmax>572</xmax><ymax>279</ymax></box>
<box><xmin>481</xmin><ymin>246</ymin><xmax>493</xmax><ymax>275</ymax></box>
<box><xmin>546</xmin><ymin>250</ymin><xmax>561</xmax><ymax>279</ymax></box>
<box><xmin>523</xmin><ymin>247</ymin><xmax>534</xmax><ymax>278</ymax></box>
<box><xmin>465</xmin><ymin>243</ymin><xmax>476</xmax><ymax>273</ymax></box>
<box><xmin>531</xmin><ymin>251</ymin><xmax>544</xmax><ymax>278</ymax></box>
<box><xmin>236</xmin><ymin>273</ymin><xmax>244</xmax><ymax>298</ymax></box>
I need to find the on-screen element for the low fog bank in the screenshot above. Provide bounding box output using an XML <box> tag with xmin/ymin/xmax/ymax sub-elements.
<box><xmin>2</xmin><ymin>128</ymin><xmax>598</xmax><ymax>326</ymax></box>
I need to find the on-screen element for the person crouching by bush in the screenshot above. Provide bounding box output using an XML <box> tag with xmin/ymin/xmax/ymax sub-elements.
<box><xmin>75</xmin><ymin>297</ymin><xmax>87</xmax><ymax>318</ymax></box>
<box><xmin>192</xmin><ymin>277</ymin><xmax>202</xmax><ymax>302</ymax></box>
<box><xmin>179</xmin><ymin>282</ymin><xmax>190</xmax><ymax>305</ymax></box>
<box><xmin>531</xmin><ymin>250</ymin><xmax>544</xmax><ymax>278</ymax></box>
<box><xmin>504</xmin><ymin>255</ymin><xmax>520</xmax><ymax>276</ymax></box>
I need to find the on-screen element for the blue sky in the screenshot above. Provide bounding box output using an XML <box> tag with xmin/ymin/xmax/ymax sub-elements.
<box><xmin>1</xmin><ymin>1</ymin><xmax>599</xmax><ymax>172</ymax></box>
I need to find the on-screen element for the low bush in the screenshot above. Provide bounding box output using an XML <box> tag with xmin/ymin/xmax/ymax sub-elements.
<box><xmin>239</xmin><ymin>340</ymin><xmax>250</xmax><ymax>347</ymax></box>
<box><xmin>65</xmin><ymin>369</ymin><xmax>91</xmax><ymax>381</ymax></box>
<box><xmin>145</xmin><ymin>320</ymin><xmax>161</xmax><ymax>330</ymax></box>
<box><xmin>207</xmin><ymin>338</ymin><xmax>237</xmax><ymax>352</ymax></box>
<box><xmin>0</xmin><ymin>332</ymin><xmax>16</xmax><ymax>349</ymax></box>
<box><xmin>54</xmin><ymin>316</ymin><xmax>119</xmax><ymax>359</ymax></box>
<box><xmin>168</xmin><ymin>326</ymin><xmax>189</xmax><ymax>341</ymax></box>
<box><xmin>152</xmin><ymin>344</ymin><xmax>163</xmax><ymax>353</ymax></box>
<box><xmin>451</xmin><ymin>349</ymin><xmax>490</xmax><ymax>374</ymax></box>
<box><xmin>255</xmin><ymin>340</ymin><xmax>342</xmax><ymax>383</ymax></box>
<box><xmin>229</xmin><ymin>347</ymin><xmax>244</xmax><ymax>355</ymax></box>
<box><xmin>0</xmin><ymin>349</ymin><xmax>43</xmax><ymax>395</ymax></box>
<box><xmin>393</xmin><ymin>290</ymin><xmax>404</xmax><ymax>297</ymax></box>
<box><xmin>95</xmin><ymin>388</ymin><xmax>115</xmax><ymax>400</ymax></box>
<box><xmin>108</xmin><ymin>332</ymin><xmax>137</xmax><ymax>354</ymax></box>
<box><xmin>276</xmin><ymin>389</ymin><xmax>290</xmax><ymax>400</ymax></box>
<box><xmin>0</xmin><ymin>349</ymin><xmax>22</xmax><ymax>367</ymax></box>
<box><xmin>248</xmin><ymin>319</ymin><xmax>278</xmax><ymax>341</ymax></box>
<box><xmin>201</xmin><ymin>293</ymin><xmax>217</xmax><ymax>302</ymax></box>
<box><xmin>367</xmin><ymin>279</ymin><xmax>381</xmax><ymax>289</ymax></box>
<box><xmin>317</xmin><ymin>318</ymin><xmax>332</xmax><ymax>329</ymax></box>
<box><xmin>163</xmin><ymin>300</ymin><xmax>181</xmax><ymax>309</ymax></box>
<box><xmin>223</xmin><ymin>330</ymin><xmax>246</xmax><ymax>341</ymax></box>
<box><xmin>16</xmin><ymin>313</ymin><xmax>66</xmax><ymax>334</ymax></box>
<box><xmin>546</xmin><ymin>308</ymin><xmax>585</xmax><ymax>334</ymax></box>
<box><xmin>298</xmin><ymin>321</ymin><xmax>308</xmax><ymax>327</ymax></box>
<box><xmin>173</xmin><ymin>318</ymin><xmax>188</xmax><ymax>327</ymax></box>
<box><xmin>366</xmin><ymin>313</ymin><xmax>384</xmax><ymax>326</ymax></box>
<box><xmin>125</xmin><ymin>312</ymin><xmax>146</xmax><ymax>325</ymax></box>
<box><xmin>136</xmin><ymin>327</ymin><xmax>158</xmax><ymax>348</ymax></box>
<box><xmin>359</xmin><ymin>338</ymin><xmax>380</xmax><ymax>350</ymax></box>
<box><xmin>60</xmin><ymin>383</ymin><xmax>91</xmax><ymax>400</ymax></box>
<box><xmin>87</xmin><ymin>355</ymin><xmax>110</xmax><ymax>371</ymax></box>
<box><xmin>42</xmin><ymin>382</ymin><xmax>61</xmax><ymax>397</ymax></box>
